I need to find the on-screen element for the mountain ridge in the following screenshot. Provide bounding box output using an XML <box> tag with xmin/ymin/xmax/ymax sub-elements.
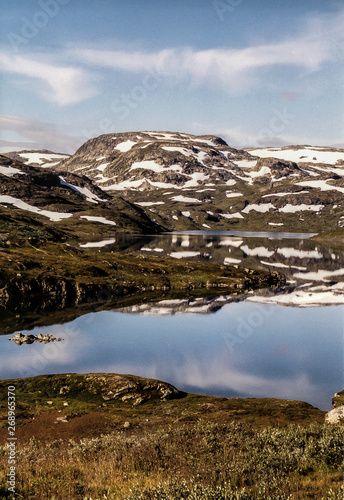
<box><xmin>2</xmin><ymin>131</ymin><xmax>344</xmax><ymax>234</ymax></box>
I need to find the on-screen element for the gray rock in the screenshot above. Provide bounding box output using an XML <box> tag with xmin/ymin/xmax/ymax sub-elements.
<box><xmin>325</xmin><ymin>406</ymin><xmax>344</xmax><ymax>424</ymax></box>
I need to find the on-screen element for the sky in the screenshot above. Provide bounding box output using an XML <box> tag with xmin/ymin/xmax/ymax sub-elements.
<box><xmin>0</xmin><ymin>0</ymin><xmax>343</xmax><ymax>154</ymax></box>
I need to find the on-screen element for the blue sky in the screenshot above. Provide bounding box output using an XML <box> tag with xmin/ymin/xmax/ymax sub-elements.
<box><xmin>0</xmin><ymin>0</ymin><xmax>343</xmax><ymax>153</ymax></box>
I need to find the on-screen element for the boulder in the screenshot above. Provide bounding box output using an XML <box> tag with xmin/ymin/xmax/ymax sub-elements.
<box><xmin>325</xmin><ymin>406</ymin><xmax>344</xmax><ymax>424</ymax></box>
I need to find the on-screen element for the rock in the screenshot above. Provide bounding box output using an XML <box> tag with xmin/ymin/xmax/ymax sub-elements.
<box><xmin>123</xmin><ymin>421</ymin><xmax>130</xmax><ymax>429</ymax></box>
<box><xmin>8</xmin><ymin>332</ymin><xmax>64</xmax><ymax>346</ymax></box>
<box><xmin>59</xmin><ymin>386</ymin><xmax>70</xmax><ymax>395</ymax></box>
<box><xmin>325</xmin><ymin>406</ymin><xmax>344</xmax><ymax>424</ymax></box>
<box><xmin>55</xmin><ymin>416</ymin><xmax>68</xmax><ymax>423</ymax></box>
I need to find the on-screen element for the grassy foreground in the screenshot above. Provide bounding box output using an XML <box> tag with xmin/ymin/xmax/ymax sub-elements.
<box><xmin>0</xmin><ymin>374</ymin><xmax>343</xmax><ymax>500</ymax></box>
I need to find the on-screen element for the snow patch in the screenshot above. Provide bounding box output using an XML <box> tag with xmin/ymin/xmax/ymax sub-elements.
<box><xmin>114</xmin><ymin>140</ymin><xmax>137</xmax><ymax>152</ymax></box>
<box><xmin>59</xmin><ymin>177</ymin><xmax>107</xmax><ymax>204</ymax></box>
<box><xmin>80</xmin><ymin>238</ymin><xmax>116</xmax><ymax>248</ymax></box>
<box><xmin>240</xmin><ymin>245</ymin><xmax>274</xmax><ymax>257</ymax></box>
<box><xmin>279</xmin><ymin>204</ymin><xmax>324</xmax><ymax>213</ymax></box>
<box><xmin>242</xmin><ymin>203</ymin><xmax>275</xmax><ymax>213</ymax></box>
<box><xmin>80</xmin><ymin>215</ymin><xmax>116</xmax><ymax>226</ymax></box>
<box><xmin>0</xmin><ymin>195</ymin><xmax>72</xmax><ymax>221</ymax></box>
<box><xmin>0</xmin><ymin>165</ymin><xmax>25</xmax><ymax>177</ymax></box>
<box><xmin>171</xmin><ymin>195</ymin><xmax>201</xmax><ymax>203</ymax></box>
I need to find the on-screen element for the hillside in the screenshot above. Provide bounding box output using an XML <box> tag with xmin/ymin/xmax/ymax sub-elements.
<box><xmin>0</xmin><ymin>153</ymin><xmax>164</xmax><ymax>242</ymax></box>
<box><xmin>0</xmin><ymin>373</ymin><xmax>342</xmax><ymax>499</ymax></box>
<box><xmin>3</xmin><ymin>133</ymin><xmax>344</xmax><ymax>235</ymax></box>
<box><xmin>54</xmin><ymin>131</ymin><xmax>344</xmax><ymax>233</ymax></box>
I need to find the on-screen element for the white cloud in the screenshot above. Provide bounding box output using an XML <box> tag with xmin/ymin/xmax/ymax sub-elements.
<box><xmin>71</xmin><ymin>12</ymin><xmax>343</xmax><ymax>92</ymax></box>
<box><xmin>0</xmin><ymin>52</ymin><xmax>98</xmax><ymax>105</ymax></box>
<box><xmin>0</xmin><ymin>115</ymin><xmax>83</xmax><ymax>153</ymax></box>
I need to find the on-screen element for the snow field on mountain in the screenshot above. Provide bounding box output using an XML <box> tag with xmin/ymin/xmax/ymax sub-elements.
<box><xmin>59</xmin><ymin>177</ymin><xmax>107</xmax><ymax>204</ymax></box>
<box><xmin>0</xmin><ymin>165</ymin><xmax>25</xmax><ymax>177</ymax></box>
<box><xmin>0</xmin><ymin>195</ymin><xmax>72</xmax><ymax>221</ymax></box>
<box><xmin>20</xmin><ymin>152</ymin><xmax>69</xmax><ymax>165</ymax></box>
<box><xmin>114</xmin><ymin>140</ymin><xmax>137</xmax><ymax>152</ymax></box>
<box><xmin>249</xmin><ymin>147</ymin><xmax>344</xmax><ymax>165</ymax></box>
<box><xmin>80</xmin><ymin>215</ymin><xmax>116</xmax><ymax>226</ymax></box>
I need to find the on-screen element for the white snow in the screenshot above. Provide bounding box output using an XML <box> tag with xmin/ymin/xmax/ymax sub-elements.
<box><xmin>242</xmin><ymin>203</ymin><xmax>275</xmax><ymax>213</ymax></box>
<box><xmin>247</xmin><ymin>288</ymin><xmax>344</xmax><ymax>307</ymax></box>
<box><xmin>183</xmin><ymin>172</ymin><xmax>209</xmax><ymax>188</ymax></box>
<box><xmin>147</xmin><ymin>132</ymin><xmax>180</xmax><ymax>141</ymax></box>
<box><xmin>103</xmin><ymin>178</ymin><xmax>177</xmax><ymax>191</ymax></box>
<box><xmin>0</xmin><ymin>195</ymin><xmax>72</xmax><ymax>221</ymax></box>
<box><xmin>171</xmin><ymin>195</ymin><xmax>201</xmax><ymax>203</ymax></box>
<box><xmin>170</xmin><ymin>251</ymin><xmax>200</xmax><ymax>259</ymax></box>
<box><xmin>114</xmin><ymin>140</ymin><xmax>137</xmax><ymax>152</ymax></box>
<box><xmin>202</xmin><ymin>223</ymin><xmax>211</xmax><ymax>228</ymax></box>
<box><xmin>20</xmin><ymin>152</ymin><xmax>68</xmax><ymax>165</ymax></box>
<box><xmin>96</xmin><ymin>156</ymin><xmax>106</xmax><ymax>161</ymax></box>
<box><xmin>172</xmin><ymin>215</ymin><xmax>178</xmax><ymax>220</ymax></box>
<box><xmin>224</xmin><ymin>257</ymin><xmax>242</xmax><ymax>264</ymax></box>
<box><xmin>279</xmin><ymin>204</ymin><xmax>324</xmax><ymax>213</ymax></box>
<box><xmin>0</xmin><ymin>165</ymin><xmax>25</xmax><ymax>177</ymax></box>
<box><xmin>136</xmin><ymin>201</ymin><xmax>165</xmax><ymax>206</ymax></box>
<box><xmin>295</xmin><ymin>179</ymin><xmax>344</xmax><ymax>194</ymax></box>
<box><xmin>277</xmin><ymin>248</ymin><xmax>323</xmax><ymax>259</ymax></box>
<box><xmin>97</xmin><ymin>163</ymin><xmax>109</xmax><ymax>171</ymax></box>
<box><xmin>260</xmin><ymin>261</ymin><xmax>290</xmax><ymax>269</ymax></box>
<box><xmin>262</xmin><ymin>191</ymin><xmax>309</xmax><ymax>198</ymax></box>
<box><xmin>59</xmin><ymin>177</ymin><xmax>107</xmax><ymax>204</ymax></box>
<box><xmin>293</xmin><ymin>268</ymin><xmax>344</xmax><ymax>281</ymax></box>
<box><xmin>162</xmin><ymin>146</ymin><xmax>208</xmax><ymax>164</ymax></box>
<box><xmin>268</xmin><ymin>222</ymin><xmax>284</xmax><ymax>226</ymax></box>
<box><xmin>141</xmin><ymin>247</ymin><xmax>164</xmax><ymax>252</ymax></box>
<box><xmin>233</xmin><ymin>160</ymin><xmax>257</xmax><ymax>169</ymax></box>
<box><xmin>80</xmin><ymin>238</ymin><xmax>117</xmax><ymax>248</ymax></box>
<box><xmin>240</xmin><ymin>245</ymin><xmax>274</xmax><ymax>257</ymax></box>
<box><xmin>181</xmin><ymin>211</ymin><xmax>191</xmax><ymax>217</ymax></box>
<box><xmin>226</xmin><ymin>192</ymin><xmax>243</xmax><ymax>197</ymax></box>
<box><xmin>219</xmin><ymin>238</ymin><xmax>244</xmax><ymax>247</ymax></box>
<box><xmin>130</xmin><ymin>160</ymin><xmax>182</xmax><ymax>173</ymax></box>
<box><xmin>189</xmin><ymin>137</ymin><xmax>217</xmax><ymax>147</ymax></box>
<box><xmin>226</xmin><ymin>179</ymin><xmax>236</xmax><ymax>186</ymax></box>
<box><xmin>249</xmin><ymin>147</ymin><xmax>344</xmax><ymax>165</ymax></box>
<box><xmin>246</xmin><ymin>166</ymin><xmax>271</xmax><ymax>178</ymax></box>
<box><xmin>80</xmin><ymin>215</ymin><xmax>116</xmax><ymax>226</ymax></box>
<box><xmin>220</xmin><ymin>150</ymin><xmax>232</xmax><ymax>159</ymax></box>
<box><xmin>220</xmin><ymin>213</ymin><xmax>244</xmax><ymax>219</ymax></box>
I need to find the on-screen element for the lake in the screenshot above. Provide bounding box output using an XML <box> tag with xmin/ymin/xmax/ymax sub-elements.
<box><xmin>1</xmin><ymin>231</ymin><xmax>343</xmax><ymax>411</ymax></box>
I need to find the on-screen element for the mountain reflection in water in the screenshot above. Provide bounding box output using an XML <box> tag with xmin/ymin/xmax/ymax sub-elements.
<box><xmin>77</xmin><ymin>231</ymin><xmax>344</xmax><ymax>308</ymax></box>
<box><xmin>0</xmin><ymin>232</ymin><xmax>343</xmax><ymax>411</ymax></box>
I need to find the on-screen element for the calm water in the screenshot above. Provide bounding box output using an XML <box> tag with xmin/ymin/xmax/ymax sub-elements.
<box><xmin>1</xmin><ymin>231</ymin><xmax>343</xmax><ymax>411</ymax></box>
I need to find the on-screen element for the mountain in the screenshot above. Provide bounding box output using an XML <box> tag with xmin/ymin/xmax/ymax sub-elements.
<box><xmin>3</xmin><ymin>132</ymin><xmax>344</xmax><ymax>234</ymax></box>
<box><xmin>4</xmin><ymin>150</ymin><xmax>70</xmax><ymax>168</ymax></box>
<box><xmin>55</xmin><ymin>132</ymin><xmax>344</xmax><ymax>233</ymax></box>
<box><xmin>0</xmin><ymin>154</ymin><xmax>164</xmax><ymax>243</ymax></box>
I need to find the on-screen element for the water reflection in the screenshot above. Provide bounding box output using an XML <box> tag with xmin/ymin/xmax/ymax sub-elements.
<box><xmin>0</xmin><ymin>303</ymin><xmax>342</xmax><ymax>410</ymax></box>
<box><xmin>75</xmin><ymin>231</ymin><xmax>344</xmax><ymax>308</ymax></box>
<box><xmin>0</xmin><ymin>232</ymin><xmax>342</xmax><ymax>411</ymax></box>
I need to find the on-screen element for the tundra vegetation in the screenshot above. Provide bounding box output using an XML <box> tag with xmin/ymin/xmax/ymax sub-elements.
<box><xmin>0</xmin><ymin>375</ymin><xmax>343</xmax><ymax>499</ymax></box>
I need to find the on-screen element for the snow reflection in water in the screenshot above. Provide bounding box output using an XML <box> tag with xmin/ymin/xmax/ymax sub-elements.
<box><xmin>0</xmin><ymin>232</ymin><xmax>342</xmax><ymax>411</ymax></box>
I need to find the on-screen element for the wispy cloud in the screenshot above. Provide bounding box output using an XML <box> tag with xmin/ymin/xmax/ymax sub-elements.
<box><xmin>0</xmin><ymin>52</ymin><xmax>98</xmax><ymax>105</ymax></box>
<box><xmin>71</xmin><ymin>12</ymin><xmax>342</xmax><ymax>92</ymax></box>
<box><xmin>0</xmin><ymin>115</ymin><xmax>83</xmax><ymax>153</ymax></box>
